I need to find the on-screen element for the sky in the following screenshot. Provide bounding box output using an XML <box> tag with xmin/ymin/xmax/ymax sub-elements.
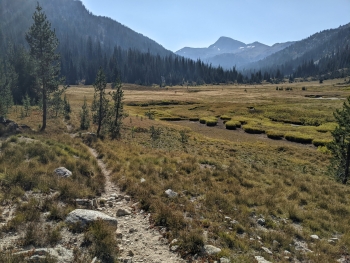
<box><xmin>81</xmin><ymin>0</ymin><xmax>350</xmax><ymax>52</ymax></box>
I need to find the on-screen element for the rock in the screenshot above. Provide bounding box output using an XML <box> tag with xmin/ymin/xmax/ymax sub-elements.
<box><xmin>116</xmin><ymin>230</ymin><xmax>123</xmax><ymax>239</ymax></box>
<box><xmin>165</xmin><ymin>189</ymin><xmax>178</xmax><ymax>198</ymax></box>
<box><xmin>294</xmin><ymin>239</ymin><xmax>313</xmax><ymax>253</ymax></box>
<box><xmin>310</xmin><ymin>234</ymin><xmax>319</xmax><ymax>240</ymax></box>
<box><xmin>204</xmin><ymin>244</ymin><xmax>221</xmax><ymax>255</ymax></box>
<box><xmin>65</xmin><ymin>209</ymin><xmax>118</xmax><ymax>228</ymax></box>
<box><xmin>129</xmin><ymin>228</ymin><xmax>137</xmax><ymax>233</ymax></box>
<box><xmin>257</xmin><ymin>218</ymin><xmax>265</xmax><ymax>226</ymax></box>
<box><xmin>91</xmin><ymin>257</ymin><xmax>98</xmax><ymax>263</ymax></box>
<box><xmin>116</xmin><ymin>208</ymin><xmax>132</xmax><ymax>217</ymax></box>
<box><xmin>124</xmin><ymin>195</ymin><xmax>131</xmax><ymax>201</ymax></box>
<box><xmin>272</xmin><ymin>240</ymin><xmax>280</xmax><ymax>247</ymax></box>
<box><xmin>54</xmin><ymin>167</ymin><xmax>72</xmax><ymax>177</ymax></box>
<box><xmin>284</xmin><ymin>250</ymin><xmax>291</xmax><ymax>255</ymax></box>
<box><xmin>107</xmin><ymin>201</ymin><xmax>113</xmax><ymax>207</ymax></box>
<box><xmin>254</xmin><ymin>256</ymin><xmax>272</xmax><ymax>263</ymax></box>
<box><xmin>13</xmin><ymin>246</ymin><xmax>74</xmax><ymax>263</ymax></box>
<box><xmin>170</xmin><ymin>239</ymin><xmax>178</xmax><ymax>245</ymax></box>
<box><xmin>127</xmin><ymin>250</ymin><xmax>134</xmax><ymax>257</ymax></box>
<box><xmin>220</xmin><ymin>257</ymin><xmax>230</xmax><ymax>263</ymax></box>
<box><xmin>141</xmin><ymin>178</ymin><xmax>146</xmax><ymax>183</ymax></box>
<box><xmin>170</xmin><ymin>245</ymin><xmax>179</xmax><ymax>252</ymax></box>
<box><xmin>261</xmin><ymin>246</ymin><xmax>272</xmax><ymax>254</ymax></box>
<box><xmin>76</xmin><ymin>199</ymin><xmax>91</xmax><ymax>207</ymax></box>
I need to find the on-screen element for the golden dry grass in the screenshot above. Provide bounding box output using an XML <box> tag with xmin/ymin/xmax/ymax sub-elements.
<box><xmin>2</xmin><ymin>77</ymin><xmax>350</xmax><ymax>262</ymax></box>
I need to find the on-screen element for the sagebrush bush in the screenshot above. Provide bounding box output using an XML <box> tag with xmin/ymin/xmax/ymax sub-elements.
<box><xmin>83</xmin><ymin>220</ymin><xmax>118</xmax><ymax>263</ymax></box>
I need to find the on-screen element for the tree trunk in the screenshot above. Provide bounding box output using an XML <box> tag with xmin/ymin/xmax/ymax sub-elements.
<box><xmin>343</xmin><ymin>143</ymin><xmax>350</xmax><ymax>184</ymax></box>
<box><xmin>40</xmin><ymin>85</ymin><xmax>47</xmax><ymax>131</ymax></box>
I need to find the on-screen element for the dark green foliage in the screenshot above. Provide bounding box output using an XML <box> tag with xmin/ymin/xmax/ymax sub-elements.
<box><xmin>329</xmin><ymin>96</ymin><xmax>350</xmax><ymax>184</ymax></box>
<box><xmin>22</xmin><ymin>93</ymin><xmax>31</xmax><ymax>117</ymax></box>
<box><xmin>150</xmin><ymin>126</ymin><xmax>162</xmax><ymax>141</ymax></box>
<box><xmin>25</xmin><ymin>3</ymin><xmax>61</xmax><ymax>131</ymax></box>
<box><xmin>108</xmin><ymin>77</ymin><xmax>124</xmax><ymax>139</ymax></box>
<box><xmin>63</xmin><ymin>94</ymin><xmax>71</xmax><ymax>120</ymax></box>
<box><xmin>0</xmin><ymin>59</ymin><xmax>16</xmax><ymax>118</ymax></box>
<box><xmin>91</xmin><ymin>69</ymin><xmax>109</xmax><ymax>137</ymax></box>
<box><xmin>80</xmin><ymin>96</ymin><xmax>90</xmax><ymax>130</ymax></box>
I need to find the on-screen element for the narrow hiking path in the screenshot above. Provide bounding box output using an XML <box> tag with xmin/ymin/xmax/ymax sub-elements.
<box><xmin>63</xmin><ymin>118</ymin><xmax>186</xmax><ymax>263</ymax></box>
<box><xmin>87</xmin><ymin>146</ymin><xmax>185</xmax><ymax>263</ymax></box>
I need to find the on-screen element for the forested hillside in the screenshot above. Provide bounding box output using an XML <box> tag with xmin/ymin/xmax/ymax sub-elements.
<box><xmin>0</xmin><ymin>0</ymin><xmax>247</xmax><ymax>104</ymax></box>
<box><xmin>247</xmin><ymin>24</ymin><xmax>350</xmax><ymax>77</ymax></box>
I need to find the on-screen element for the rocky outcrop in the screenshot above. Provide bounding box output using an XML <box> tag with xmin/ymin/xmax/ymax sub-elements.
<box><xmin>65</xmin><ymin>209</ymin><xmax>118</xmax><ymax>228</ymax></box>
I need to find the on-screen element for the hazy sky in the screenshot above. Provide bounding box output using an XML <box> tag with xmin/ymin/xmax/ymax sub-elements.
<box><xmin>81</xmin><ymin>0</ymin><xmax>350</xmax><ymax>52</ymax></box>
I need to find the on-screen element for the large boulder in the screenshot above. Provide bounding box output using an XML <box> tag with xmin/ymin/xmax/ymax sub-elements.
<box><xmin>54</xmin><ymin>167</ymin><xmax>72</xmax><ymax>177</ymax></box>
<box><xmin>65</xmin><ymin>209</ymin><xmax>118</xmax><ymax>229</ymax></box>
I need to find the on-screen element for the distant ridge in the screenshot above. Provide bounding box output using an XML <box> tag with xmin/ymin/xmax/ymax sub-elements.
<box><xmin>175</xmin><ymin>37</ymin><xmax>294</xmax><ymax>69</ymax></box>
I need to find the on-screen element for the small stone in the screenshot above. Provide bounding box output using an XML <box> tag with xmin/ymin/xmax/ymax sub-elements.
<box><xmin>54</xmin><ymin>167</ymin><xmax>72</xmax><ymax>177</ymax></box>
<box><xmin>284</xmin><ymin>250</ymin><xmax>291</xmax><ymax>255</ymax></box>
<box><xmin>220</xmin><ymin>257</ymin><xmax>230</xmax><ymax>263</ymax></box>
<box><xmin>117</xmin><ymin>208</ymin><xmax>132</xmax><ymax>217</ymax></box>
<box><xmin>254</xmin><ymin>256</ymin><xmax>272</xmax><ymax>263</ymax></box>
<box><xmin>124</xmin><ymin>195</ymin><xmax>131</xmax><ymax>201</ymax></box>
<box><xmin>310</xmin><ymin>234</ymin><xmax>319</xmax><ymax>240</ymax></box>
<box><xmin>108</xmin><ymin>201</ymin><xmax>113</xmax><ymax>207</ymax></box>
<box><xmin>257</xmin><ymin>218</ymin><xmax>265</xmax><ymax>226</ymax></box>
<box><xmin>129</xmin><ymin>228</ymin><xmax>137</xmax><ymax>233</ymax></box>
<box><xmin>261</xmin><ymin>246</ymin><xmax>273</xmax><ymax>254</ymax></box>
<box><xmin>204</xmin><ymin>244</ymin><xmax>221</xmax><ymax>255</ymax></box>
<box><xmin>170</xmin><ymin>245</ymin><xmax>179</xmax><ymax>252</ymax></box>
<box><xmin>141</xmin><ymin>178</ymin><xmax>146</xmax><ymax>183</ymax></box>
<box><xmin>116</xmin><ymin>230</ymin><xmax>123</xmax><ymax>239</ymax></box>
<box><xmin>165</xmin><ymin>189</ymin><xmax>178</xmax><ymax>198</ymax></box>
<box><xmin>128</xmin><ymin>250</ymin><xmax>134</xmax><ymax>257</ymax></box>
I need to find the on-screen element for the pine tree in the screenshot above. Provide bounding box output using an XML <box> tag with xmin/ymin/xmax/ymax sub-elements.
<box><xmin>109</xmin><ymin>77</ymin><xmax>124</xmax><ymax>139</ymax></box>
<box><xmin>25</xmin><ymin>3</ymin><xmax>60</xmax><ymax>131</ymax></box>
<box><xmin>80</xmin><ymin>96</ymin><xmax>90</xmax><ymax>130</ymax></box>
<box><xmin>63</xmin><ymin>94</ymin><xmax>71</xmax><ymax>120</ymax></box>
<box><xmin>91</xmin><ymin>68</ymin><xmax>109</xmax><ymax>137</ymax></box>
<box><xmin>329</xmin><ymin>96</ymin><xmax>350</xmax><ymax>184</ymax></box>
<box><xmin>22</xmin><ymin>93</ymin><xmax>31</xmax><ymax>117</ymax></box>
<box><xmin>0</xmin><ymin>60</ymin><xmax>16</xmax><ymax>119</ymax></box>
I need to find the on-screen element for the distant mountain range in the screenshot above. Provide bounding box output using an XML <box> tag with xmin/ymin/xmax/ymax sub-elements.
<box><xmin>176</xmin><ymin>22</ymin><xmax>350</xmax><ymax>72</ymax></box>
<box><xmin>176</xmin><ymin>37</ymin><xmax>295</xmax><ymax>69</ymax></box>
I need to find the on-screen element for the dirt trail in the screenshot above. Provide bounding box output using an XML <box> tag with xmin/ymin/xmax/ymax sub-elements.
<box><xmin>87</xmin><ymin>142</ymin><xmax>185</xmax><ymax>262</ymax></box>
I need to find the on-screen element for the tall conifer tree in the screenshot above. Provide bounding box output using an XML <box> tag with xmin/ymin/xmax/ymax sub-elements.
<box><xmin>25</xmin><ymin>3</ymin><xmax>60</xmax><ymax>131</ymax></box>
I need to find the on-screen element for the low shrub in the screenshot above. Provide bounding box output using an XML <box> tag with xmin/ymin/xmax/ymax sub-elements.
<box><xmin>199</xmin><ymin>117</ymin><xmax>218</xmax><ymax>126</ymax></box>
<box><xmin>220</xmin><ymin>115</ymin><xmax>231</xmax><ymax>121</ymax></box>
<box><xmin>242</xmin><ymin>125</ymin><xmax>265</xmax><ymax>134</ymax></box>
<box><xmin>179</xmin><ymin>229</ymin><xmax>204</xmax><ymax>255</ymax></box>
<box><xmin>266</xmin><ymin>130</ymin><xmax>284</xmax><ymax>140</ymax></box>
<box><xmin>284</xmin><ymin>132</ymin><xmax>313</xmax><ymax>144</ymax></box>
<box><xmin>159</xmin><ymin>117</ymin><xmax>183</xmax><ymax>121</ymax></box>
<box><xmin>312</xmin><ymin>138</ymin><xmax>332</xmax><ymax>147</ymax></box>
<box><xmin>189</xmin><ymin>117</ymin><xmax>199</xmax><ymax>122</ymax></box>
<box><xmin>316</xmin><ymin>122</ymin><xmax>337</xmax><ymax>133</ymax></box>
<box><xmin>225</xmin><ymin>120</ymin><xmax>241</xmax><ymax>130</ymax></box>
<box><xmin>206</xmin><ymin>119</ymin><xmax>218</xmax><ymax>127</ymax></box>
<box><xmin>83</xmin><ymin>220</ymin><xmax>118</xmax><ymax>263</ymax></box>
